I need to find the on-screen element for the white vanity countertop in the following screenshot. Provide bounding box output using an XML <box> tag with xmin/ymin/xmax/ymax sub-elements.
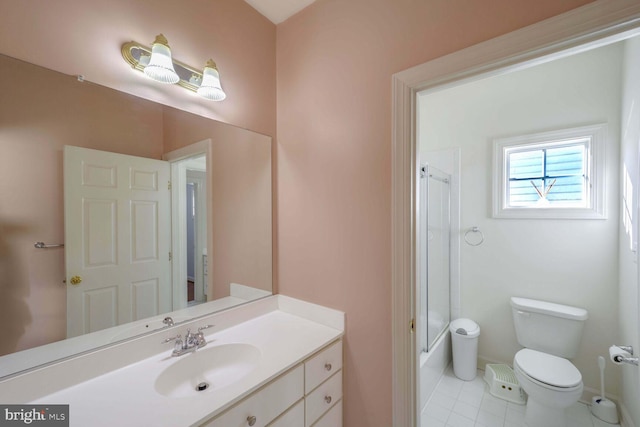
<box><xmin>28</xmin><ymin>297</ymin><xmax>343</xmax><ymax>427</ymax></box>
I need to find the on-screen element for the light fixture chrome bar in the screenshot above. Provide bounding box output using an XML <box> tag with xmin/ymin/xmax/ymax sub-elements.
<box><xmin>121</xmin><ymin>38</ymin><xmax>225</xmax><ymax>101</ymax></box>
<box><xmin>122</xmin><ymin>41</ymin><xmax>203</xmax><ymax>92</ymax></box>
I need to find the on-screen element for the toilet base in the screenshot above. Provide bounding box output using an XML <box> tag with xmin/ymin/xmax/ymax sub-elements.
<box><xmin>524</xmin><ymin>398</ymin><xmax>567</xmax><ymax>427</ymax></box>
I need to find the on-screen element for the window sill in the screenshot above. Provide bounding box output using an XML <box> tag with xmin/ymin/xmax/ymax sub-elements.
<box><xmin>492</xmin><ymin>206</ymin><xmax>606</xmax><ymax>220</ymax></box>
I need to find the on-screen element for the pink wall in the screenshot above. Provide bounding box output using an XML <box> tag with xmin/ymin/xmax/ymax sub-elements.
<box><xmin>275</xmin><ymin>0</ymin><xmax>594</xmax><ymax>424</ymax></box>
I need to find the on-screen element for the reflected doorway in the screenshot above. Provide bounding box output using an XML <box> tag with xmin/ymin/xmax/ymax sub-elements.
<box><xmin>164</xmin><ymin>140</ymin><xmax>212</xmax><ymax>312</ymax></box>
<box><xmin>186</xmin><ymin>168</ymin><xmax>207</xmax><ymax>305</ymax></box>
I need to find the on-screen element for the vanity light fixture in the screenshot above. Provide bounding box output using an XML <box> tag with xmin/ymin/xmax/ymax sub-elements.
<box><xmin>121</xmin><ymin>34</ymin><xmax>226</xmax><ymax>101</ymax></box>
<box><xmin>197</xmin><ymin>60</ymin><xmax>226</xmax><ymax>101</ymax></box>
<box><xmin>143</xmin><ymin>34</ymin><xmax>179</xmax><ymax>84</ymax></box>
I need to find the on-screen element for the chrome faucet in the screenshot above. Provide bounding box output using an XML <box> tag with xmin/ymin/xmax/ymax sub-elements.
<box><xmin>162</xmin><ymin>317</ymin><xmax>175</xmax><ymax>327</ymax></box>
<box><xmin>163</xmin><ymin>325</ymin><xmax>214</xmax><ymax>357</ymax></box>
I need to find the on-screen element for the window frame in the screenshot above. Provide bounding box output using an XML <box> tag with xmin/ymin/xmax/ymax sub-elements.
<box><xmin>492</xmin><ymin>124</ymin><xmax>607</xmax><ymax>219</ymax></box>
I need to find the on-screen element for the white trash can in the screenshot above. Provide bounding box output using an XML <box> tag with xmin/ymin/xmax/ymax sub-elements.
<box><xmin>450</xmin><ymin>318</ymin><xmax>480</xmax><ymax>381</ymax></box>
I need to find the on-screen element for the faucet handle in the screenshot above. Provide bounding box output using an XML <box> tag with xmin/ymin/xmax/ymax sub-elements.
<box><xmin>195</xmin><ymin>330</ymin><xmax>206</xmax><ymax>345</ymax></box>
<box><xmin>174</xmin><ymin>335</ymin><xmax>183</xmax><ymax>352</ymax></box>
<box><xmin>198</xmin><ymin>324</ymin><xmax>214</xmax><ymax>332</ymax></box>
<box><xmin>163</xmin><ymin>334</ymin><xmax>184</xmax><ymax>352</ymax></box>
<box><xmin>162</xmin><ymin>333</ymin><xmax>181</xmax><ymax>344</ymax></box>
<box><xmin>162</xmin><ymin>317</ymin><xmax>175</xmax><ymax>327</ymax></box>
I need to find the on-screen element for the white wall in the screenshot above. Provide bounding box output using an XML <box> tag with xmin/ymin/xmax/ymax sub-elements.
<box><xmin>619</xmin><ymin>37</ymin><xmax>640</xmax><ymax>427</ymax></box>
<box><xmin>418</xmin><ymin>42</ymin><xmax>622</xmax><ymax>396</ymax></box>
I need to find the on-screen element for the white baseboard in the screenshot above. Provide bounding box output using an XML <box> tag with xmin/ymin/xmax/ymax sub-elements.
<box><xmin>580</xmin><ymin>384</ymin><xmax>621</xmax><ymax>406</ymax></box>
<box><xmin>621</xmin><ymin>403</ymin><xmax>637</xmax><ymax>427</ymax></box>
<box><xmin>478</xmin><ymin>356</ymin><xmax>623</xmax><ymax>409</ymax></box>
<box><xmin>477</xmin><ymin>355</ymin><xmax>508</xmax><ymax>371</ymax></box>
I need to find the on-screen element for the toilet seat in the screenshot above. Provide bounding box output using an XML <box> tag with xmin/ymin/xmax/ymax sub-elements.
<box><xmin>514</xmin><ymin>349</ymin><xmax>582</xmax><ymax>389</ymax></box>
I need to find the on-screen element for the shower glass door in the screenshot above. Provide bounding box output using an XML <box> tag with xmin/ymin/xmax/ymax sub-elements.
<box><xmin>420</xmin><ymin>164</ymin><xmax>451</xmax><ymax>352</ymax></box>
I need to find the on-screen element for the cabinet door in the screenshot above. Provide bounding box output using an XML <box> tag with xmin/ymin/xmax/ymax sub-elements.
<box><xmin>305</xmin><ymin>372</ymin><xmax>343</xmax><ymax>427</ymax></box>
<box><xmin>267</xmin><ymin>399</ymin><xmax>304</xmax><ymax>427</ymax></box>
<box><xmin>305</xmin><ymin>340</ymin><xmax>343</xmax><ymax>393</ymax></box>
<box><xmin>312</xmin><ymin>400</ymin><xmax>342</xmax><ymax>427</ymax></box>
<box><xmin>203</xmin><ymin>365</ymin><xmax>304</xmax><ymax>427</ymax></box>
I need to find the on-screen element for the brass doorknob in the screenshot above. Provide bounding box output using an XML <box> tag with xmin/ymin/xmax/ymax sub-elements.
<box><xmin>69</xmin><ymin>275</ymin><xmax>82</xmax><ymax>285</ymax></box>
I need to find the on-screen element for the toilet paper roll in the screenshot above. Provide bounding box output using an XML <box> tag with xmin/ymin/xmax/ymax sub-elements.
<box><xmin>609</xmin><ymin>345</ymin><xmax>631</xmax><ymax>365</ymax></box>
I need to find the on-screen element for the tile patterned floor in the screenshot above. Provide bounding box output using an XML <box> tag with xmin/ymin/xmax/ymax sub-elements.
<box><xmin>421</xmin><ymin>367</ymin><xmax>620</xmax><ymax>427</ymax></box>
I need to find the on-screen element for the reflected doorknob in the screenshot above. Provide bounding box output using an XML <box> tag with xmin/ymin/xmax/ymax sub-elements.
<box><xmin>69</xmin><ymin>275</ymin><xmax>82</xmax><ymax>285</ymax></box>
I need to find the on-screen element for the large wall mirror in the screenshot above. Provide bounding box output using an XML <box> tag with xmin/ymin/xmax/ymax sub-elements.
<box><xmin>0</xmin><ymin>53</ymin><xmax>272</xmax><ymax>378</ymax></box>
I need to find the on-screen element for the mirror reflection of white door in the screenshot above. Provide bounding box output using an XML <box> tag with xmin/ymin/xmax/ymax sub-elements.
<box><xmin>64</xmin><ymin>146</ymin><xmax>171</xmax><ymax>338</ymax></box>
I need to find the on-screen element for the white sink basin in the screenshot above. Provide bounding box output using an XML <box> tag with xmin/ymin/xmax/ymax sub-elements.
<box><xmin>154</xmin><ymin>343</ymin><xmax>261</xmax><ymax>398</ymax></box>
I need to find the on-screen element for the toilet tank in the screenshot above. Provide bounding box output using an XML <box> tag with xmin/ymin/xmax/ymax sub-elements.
<box><xmin>510</xmin><ymin>297</ymin><xmax>588</xmax><ymax>359</ymax></box>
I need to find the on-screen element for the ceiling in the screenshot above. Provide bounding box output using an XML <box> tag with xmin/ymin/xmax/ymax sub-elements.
<box><xmin>244</xmin><ymin>0</ymin><xmax>317</xmax><ymax>24</ymax></box>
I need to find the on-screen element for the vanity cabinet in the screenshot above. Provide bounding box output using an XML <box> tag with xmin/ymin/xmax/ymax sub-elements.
<box><xmin>11</xmin><ymin>296</ymin><xmax>344</xmax><ymax>427</ymax></box>
<box><xmin>201</xmin><ymin>339</ymin><xmax>343</xmax><ymax>427</ymax></box>
<box><xmin>303</xmin><ymin>340</ymin><xmax>343</xmax><ymax>426</ymax></box>
<box><xmin>268</xmin><ymin>400</ymin><xmax>304</xmax><ymax>427</ymax></box>
<box><xmin>203</xmin><ymin>365</ymin><xmax>304</xmax><ymax>427</ymax></box>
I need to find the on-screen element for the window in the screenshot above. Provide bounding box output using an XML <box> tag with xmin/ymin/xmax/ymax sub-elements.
<box><xmin>493</xmin><ymin>124</ymin><xmax>606</xmax><ymax>219</ymax></box>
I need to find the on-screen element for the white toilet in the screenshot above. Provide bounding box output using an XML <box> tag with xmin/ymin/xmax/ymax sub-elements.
<box><xmin>510</xmin><ymin>297</ymin><xmax>588</xmax><ymax>427</ymax></box>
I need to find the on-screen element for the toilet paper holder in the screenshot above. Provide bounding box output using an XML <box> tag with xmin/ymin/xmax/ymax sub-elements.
<box><xmin>612</xmin><ymin>345</ymin><xmax>639</xmax><ymax>366</ymax></box>
<box><xmin>617</xmin><ymin>345</ymin><xmax>634</xmax><ymax>355</ymax></box>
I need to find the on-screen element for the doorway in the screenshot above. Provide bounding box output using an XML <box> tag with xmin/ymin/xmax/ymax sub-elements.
<box><xmin>164</xmin><ymin>140</ymin><xmax>212</xmax><ymax>312</ymax></box>
<box><xmin>186</xmin><ymin>168</ymin><xmax>207</xmax><ymax>305</ymax></box>
<box><xmin>391</xmin><ymin>3</ymin><xmax>640</xmax><ymax>426</ymax></box>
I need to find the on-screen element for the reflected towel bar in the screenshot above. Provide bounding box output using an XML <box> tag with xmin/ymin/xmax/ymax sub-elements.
<box><xmin>34</xmin><ymin>242</ymin><xmax>64</xmax><ymax>249</ymax></box>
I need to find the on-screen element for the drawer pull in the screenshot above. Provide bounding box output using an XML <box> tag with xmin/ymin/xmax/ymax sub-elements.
<box><xmin>324</xmin><ymin>363</ymin><xmax>332</xmax><ymax>371</ymax></box>
<box><xmin>247</xmin><ymin>415</ymin><xmax>257</xmax><ymax>426</ymax></box>
<box><xmin>324</xmin><ymin>395</ymin><xmax>332</xmax><ymax>404</ymax></box>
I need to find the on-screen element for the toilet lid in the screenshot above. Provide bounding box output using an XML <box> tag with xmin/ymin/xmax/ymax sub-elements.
<box><xmin>514</xmin><ymin>349</ymin><xmax>582</xmax><ymax>388</ymax></box>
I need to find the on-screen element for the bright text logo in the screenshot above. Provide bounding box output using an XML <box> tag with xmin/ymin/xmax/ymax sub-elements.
<box><xmin>0</xmin><ymin>405</ymin><xmax>68</xmax><ymax>426</ymax></box>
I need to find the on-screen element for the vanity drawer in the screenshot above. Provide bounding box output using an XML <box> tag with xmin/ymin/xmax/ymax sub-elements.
<box><xmin>204</xmin><ymin>365</ymin><xmax>304</xmax><ymax>427</ymax></box>
<box><xmin>311</xmin><ymin>399</ymin><xmax>342</xmax><ymax>427</ymax></box>
<box><xmin>267</xmin><ymin>399</ymin><xmax>304</xmax><ymax>427</ymax></box>
<box><xmin>305</xmin><ymin>371</ymin><xmax>342</xmax><ymax>427</ymax></box>
<box><xmin>304</xmin><ymin>340</ymin><xmax>342</xmax><ymax>393</ymax></box>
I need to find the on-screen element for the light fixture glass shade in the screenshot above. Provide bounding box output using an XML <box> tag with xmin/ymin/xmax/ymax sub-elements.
<box><xmin>197</xmin><ymin>59</ymin><xmax>226</xmax><ymax>101</ymax></box>
<box><xmin>143</xmin><ymin>34</ymin><xmax>179</xmax><ymax>84</ymax></box>
<box><xmin>138</xmin><ymin>53</ymin><xmax>151</xmax><ymax>67</ymax></box>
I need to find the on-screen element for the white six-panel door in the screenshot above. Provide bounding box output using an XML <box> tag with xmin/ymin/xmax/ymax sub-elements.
<box><xmin>64</xmin><ymin>146</ymin><xmax>171</xmax><ymax>338</ymax></box>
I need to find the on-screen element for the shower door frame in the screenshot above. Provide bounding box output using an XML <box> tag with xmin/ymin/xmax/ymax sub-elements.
<box><xmin>418</xmin><ymin>164</ymin><xmax>451</xmax><ymax>354</ymax></box>
<box><xmin>391</xmin><ymin>2</ymin><xmax>640</xmax><ymax>426</ymax></box>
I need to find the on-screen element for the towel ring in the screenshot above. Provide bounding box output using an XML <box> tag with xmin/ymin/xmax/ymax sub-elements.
<box><xmin>464</xmin><ymin>227</ymin><xmax>484</xmax><ymax>246</ymax></box>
